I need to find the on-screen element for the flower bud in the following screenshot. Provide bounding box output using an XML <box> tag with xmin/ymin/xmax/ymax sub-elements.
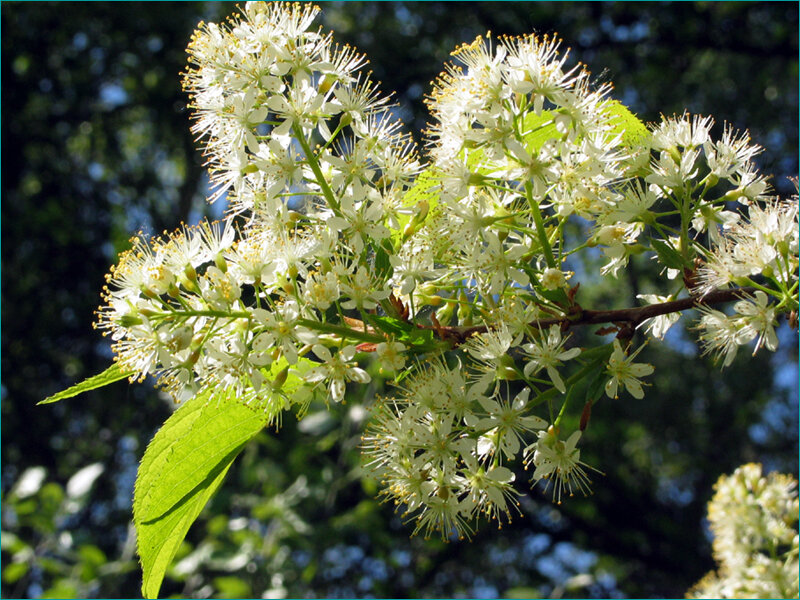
<box><xmin>457</xmin><ymin>291</ymin><xmax>472</xmax><ymax>325</ymax></box>
<box><xmin>118</xmin><ymin>315</ymin><xmax>143</xmax><ymax>328</ymax></box>
<box><xmin>184</xmin><ymin>263</ymin><xmax>197</xmax><ymax>282</ymax></box>
<box><xmin>318</xmin><ymin>74</ymin><xmax>335</xmax><ymax>95</ymax></box>
<box><xmin>436</xmin><ymin>300</ymin><xmax>455</xmax><ymax>325</ymax></box>
<box><xmin>271</xmin><ymin>366</ymin><xmax>289</xmax><ymax>390</ymax></box>
<box><xmin>214</xmin><ymin>253</ymin><xmax>227</xmax><ymax>273</ymax></box>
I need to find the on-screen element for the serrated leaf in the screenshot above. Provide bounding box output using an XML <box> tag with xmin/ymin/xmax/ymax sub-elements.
<box><xmin>372</xmin><ymin>239</ymin><xmax>393</xmax><ymax>280</ymax></box>
<box><xmin>520</xmin><ymin>109</ymin><xmax>560</xmax><ymax>153</ymax></box>
<box><xmin>138</xmin><ymin>452</ymin><xmax>236</xmax><ymax>599</ymax></box>
<box><xmin>134</xmin><ymin>390</ymin><xmax>268</xmax><ymax>599</ymax></box>
<box><xmin>398</xmin><ymin>326</ymin><xmax>437</xmax><ymax>348</ymax></box>
<box><xmin>394</xmin><ymin>167</ymin><xmax>442</xmax><ymax>243</ymax></box>
<box><xmin>583</xmin><ymin>362</ymin><xmax>608</xmax><ymax>405</ymax></box>
<box><xmin>364</xmin><ymin>314</ymin><xmax>413</xmax><ymax>337</ymax></box>
<box><xmin>39</xmin><ymin>363</ymin><xmax>134</xmax><ymax>405</ymax></box>
<box><xmin>650</xmin><ymin>237</ymin><xmax>686</xmax><ymax>270</ymax></box>
<box><xmin>402</xmin><ymin>166</ymin><xmax>441</xmax><ymax>208</ymax></box>
<box><xmin>603</xmin><ymin>99</ymin><xmax>650</xmax><ymax>147</ymax></box>
<box><xmin>536</xmin><ymin>287</ymin><xmax>569</xmax><ymax>307</ymax></box>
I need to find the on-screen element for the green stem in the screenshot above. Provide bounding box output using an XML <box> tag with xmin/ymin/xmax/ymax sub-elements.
<box><xmin>293</xmin><ymin>123</ymin><xmax>341</xmax><ymax>213</ymax></box>
<box><xmin>296</xmin><ymin>318</ymin><xmax>385</xmax><ymax>343</ymax></box>
<box><xmin>526</xmin><ymin>181</ymin><xmax>556</xmax><ymax>268</ymax></box>
<box><xmin>528</xmin><ymin>358</ymin><xmax>603</xmax><ymax>410</ymax></box>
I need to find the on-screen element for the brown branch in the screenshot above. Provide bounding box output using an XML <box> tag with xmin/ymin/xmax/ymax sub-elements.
<box><xmin>445</xmin><ymin>287</ymin><xmax>759</xmax><ymax>342</ymax></box>
<box><xmin>340</xmin><ymin>287</ymin><xmax>760</xmax><ymax>347</ymax></box>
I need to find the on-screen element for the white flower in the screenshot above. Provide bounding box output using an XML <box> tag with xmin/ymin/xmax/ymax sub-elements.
<box><xmin>375</xmin><ymin>341</ymin><xmax>406</xmax><ymax>372</ymax></box>
<box><xmin>251</xmin><ymin>301</ymin><xmax>318</xmax><ymax>365</ymax></box>
<box><xmin>604</xmin><ymin>339</ymin><xmax>654</xmax><ymax>399</ymax></box>
<box><xmin>636</xmin><ymin>294</ymin><xmax>680</xmax><ymax>340</ymax></box>
<box><xmin>326</xmin><ymin>181</ymin><xmax>389</xmax><ymax>253</ymax></box>
<box><xmin>199</xmin><ymin>266</ymin><xmax>242</xmax><ymax>310</ymax></box>
<box><xmin>650</xmin><ymin>113</ymin><xmax>713</xmax><ymax>150</ymax></box>
<box><xmin>301</xmin><ymin>270</ymin><xmax>340</xmax><ymax>310</ymax></box>
<box><xmin>305</xmin><ymin>344</ymin><xmax>370</xmax><ymax>403</ymax></box>
<box><xmin>703</xmin><ymin>124</ymin><xmax>761</xmax><ymax>180</ymax></box>
<box><xmin>338</xmin><ymin>265</ymin><xmax>391</xmax><ymax>310</ymax></box>
<box><xmin>470</xmin><ymin>389</ymin><xmax>547</xmax><ymax>461</ymax></box>
<box><xmin>593</xmin><ymin>222</ymin><xmax>643</xmax><ymax>277</ymax></box>
<box><xmin>688</xmin><ymin>463</ymin><xmax>799</xmax><ymax>599</ymax></box>
<box><xmin>457</xmin><ymin>451</ymin><xmax>519</xmax><ymax>524</ymax></box>
<box><xmin>697</xmin><ymin>307</ymin><xmax>743</xmax><ymax>368</ymax></box>
<box><xmin>465</xmin><ymin>324</ymin><xmax>518</xmax><ymax>368</ymax></box>
<box><xmin>733</xmin><ymin>291</ymin><xmax>778</xmax><ymax>354</ymax></box>
<box><xmin>541</xmin><ymin>267</ymin><xmax>568</xmax><ymax>290</ymax></box>
<box><xmin>526</xmin><ymin>426</ymin><xmax>596</xmax><ymax>504</ymax></box>
<box><xmin>523</xmin><ymin>325</ymin><xmax>581</xmax><ymax>393</ymax></box>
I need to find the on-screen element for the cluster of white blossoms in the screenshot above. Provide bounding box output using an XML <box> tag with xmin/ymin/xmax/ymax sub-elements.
<box><xmin>688</xmin><ymin>463</ymin><xmax>799</xmax><ymax>599</ymax></box>
<box><xmin>95</xmin><ymin>2</ymin><xmax>798</xmax><ymax>539</ymax></box>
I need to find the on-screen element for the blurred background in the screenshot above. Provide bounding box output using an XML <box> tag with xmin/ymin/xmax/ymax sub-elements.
<box><xmin>2</xmin><ymin>2</ymin><xmax>797</xmax><ymax>598</ymax></box>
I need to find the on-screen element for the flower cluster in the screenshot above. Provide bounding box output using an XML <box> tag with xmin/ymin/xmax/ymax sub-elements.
<box><xmin>688</xmin><ymin>463</ymin><xmax>799</xmax><ymax>599</ymax></box>
<box><xmin>695</xmin><ymin>197</ymin><xmax>798</xmax><ymax>365</ymax></box>
<box><xmin>92</xmin><ymin>2</ymin><xmax>797</xmax><ymax>539</ymax></box>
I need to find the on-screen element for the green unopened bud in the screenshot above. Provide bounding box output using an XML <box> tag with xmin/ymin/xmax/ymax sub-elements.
<box><xmin>496</xmin><ymin>365</ymin><xmax>520</xmax><ymax>381</ymax></box>
<box><xmin>436</xmin><ymin>300</ymin><xmax>455</xmax><ymax>325</ymax></box>
<box><xmin>271</xmin><ymin>367</ymin><xmax>289</xmax><ymax>390</ymax></box>
<box><xmin>318</xmin><ymin>74</ymin><xmax>336</xmax><ymax>95</ymax></box>
<box><xmin>140</xmin><ymin>285</ymin><xmax>158</xmax><ymax>299</ymax></box>
<box><xmin>214</xmin><ymin>253</ymin><xmax>227</xmax><ymax>273</ymax></box>
<box><xmin>118</xmin><ymin>314</ymin><xmax>143</xmax><ymax>328</ymax></box>
<box><xmin>723</xmin><ymin>189</ymin><xmax>744</xmax><ymax>202</ymax></box>
<box><xmin>184</xmin><ymin>263</ymin><xmax>197</xmax><ymax>282</ymax></box>
<box><xmin>467</xmin><ymin>172</ymin><xmax>487</xmax><ymax>186</ymax></box>
<box><xmin>180</xmin><ymin>276</ymin><xmax>200</xmax><ymax>295</ymax></box>
<box><xmin>457</xmin><ymin>291</ymin><xmax>472</xmax><ymax>325</ymax></box>
<box><xmin>417</xmin><ymin>282</ymin><xmax>437</xmax><ymax>297</ymax></box>
<box><xmin>167</xmin><ymin>283</ymin><xmax>182</xmax><ymax>299</ymax></box>
<box><xmin>668</xmin><ymin>146</ymin><xmax>682</xmax><ymax>165</ymax></box>
<box><xmin>414</xmin><ymin>199</ymin><xmax>429</xmax><ymax>223</ymax></box>
<box><xmin>242</xmin><ymin>163</ymin><xmax>259</xmax><ymax>174</ymax></box>
<box><xmin>190</xmin><ymin>334</ymin><xmax>205</xmax><ymax>351</ymax></box>
<box><xmin>426</xmin><ymin>294</ymin><xmax>443</xmax><ymax>307</ymax></box>
<box><xmin>702</xmin><ymin>173</ymin><xmax>719</xmax><ymax>189</ymax></box>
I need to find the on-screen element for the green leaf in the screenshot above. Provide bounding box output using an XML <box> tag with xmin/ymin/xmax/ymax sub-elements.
<box><xmin>602</xmin><ymin>99</ymin><xmax>650</xmax><ymax>147</ymax></box>
<box><xmin>364</xmin><ymin>314</ymin><xmax>414</xmax><ymax>337</ymax></box>
<box><xmin>394</xmin><ymin>167</ymin><xmax>442</xmax><ymax>244</ymax></box>
<box><xmin>650</xmin><ymin>237</ymin><xmax>686</xmax><ymax>270</ymax></box>
<box><xmin>583</xmin><ymin>361</ymin><xmax>609</xmax><ymax>405</ymax></box>
<box><xmin>39</xmin><ymin>363</ymin><xmax>134</xmax><ymax>405</ymax></box>
<box><xmin>134</xmin><ymin>390</ymin><xmax>268</xmax><ymax>599</ymax></box>
<box><xmin>372</xmin><ymin>239</ymin><xmax>394</xmax><ymax>280</ymax></box>
<box><xmin>520</xmin><ymin>109</ymin><xmax>560</xmax><ymax>153</ymax></box>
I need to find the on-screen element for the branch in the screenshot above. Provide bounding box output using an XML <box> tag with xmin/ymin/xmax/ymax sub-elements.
<box><xmin>445</xmin><ymin>286</ymin><xmax>759</xmax><ymax>342</ymax></box>
<box><xmin>337</xmin><ymin>287</ymin><xmax>761</xmax><ymax>347</ymax></box>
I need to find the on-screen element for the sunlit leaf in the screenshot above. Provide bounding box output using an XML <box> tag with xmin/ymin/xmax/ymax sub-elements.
<box><xmin>39</xmin><ymin>363</ymin><xmax>134</xmax><ymax>405</ymax></box>
<box><xmin>603</xmin><ymin>99</ymin><xmax>650</xmax><ymax>146</ymax></box>
<box><xmin>133</xmin><ymin>390</ymin><xmax>268</xmax><ymax>599</ymax></box>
